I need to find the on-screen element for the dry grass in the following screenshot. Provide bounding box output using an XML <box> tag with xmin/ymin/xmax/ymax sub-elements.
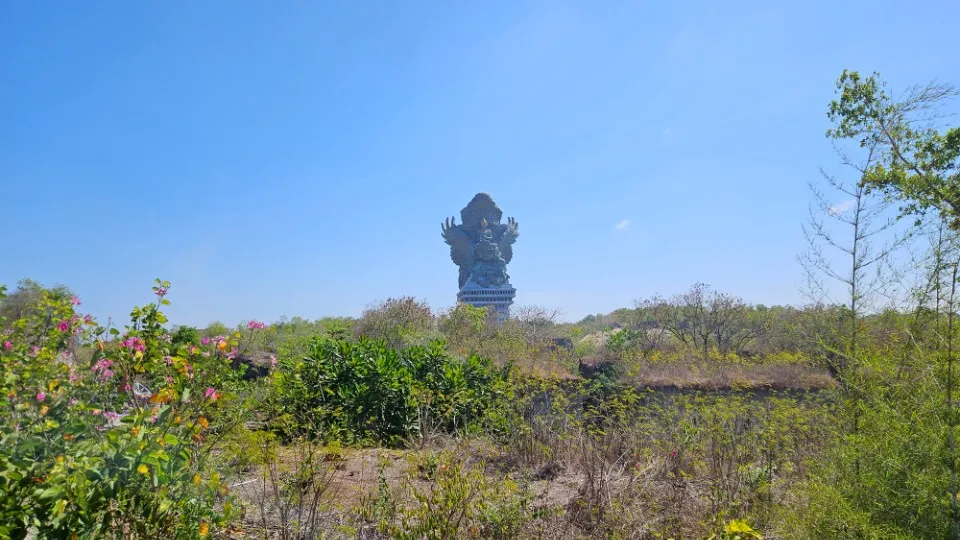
<box><xmin>625</xmin><ymin>362</ymin><xmax>836</xmax><ymax>391</ymax></box>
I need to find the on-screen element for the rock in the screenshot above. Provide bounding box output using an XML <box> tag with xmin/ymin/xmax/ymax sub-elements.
<box><xmin>231</xmin><ymin>352</ymin><xmax>274</xmax><ymax>381</ymax></box>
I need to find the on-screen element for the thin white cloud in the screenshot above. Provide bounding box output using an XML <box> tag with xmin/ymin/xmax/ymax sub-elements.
<box><xmin>828</xmin><ymin>199</ymin><xmax>855</xmax><ymax>216</ymax></box>
<box><xmin>614</xmin><ymin>219</ymin><xmax>630</xmax><ymax>231</ymax></box>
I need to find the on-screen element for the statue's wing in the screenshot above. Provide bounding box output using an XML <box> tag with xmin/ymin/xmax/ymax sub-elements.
<box><xmin>500</xmin><ymin>241</ymin><xmax>513</xmax><ymax>264</ymax></box>
<box><xmin>441</xmin><ymin>217</ymin><xmax>471</xmax><ymax>268</ymax></box>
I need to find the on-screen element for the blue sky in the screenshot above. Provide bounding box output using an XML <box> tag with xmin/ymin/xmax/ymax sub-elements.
<box><xmin>2</xmin><ymin>1</ymin><xmax>959</xmax><ymax>326</ymax></box>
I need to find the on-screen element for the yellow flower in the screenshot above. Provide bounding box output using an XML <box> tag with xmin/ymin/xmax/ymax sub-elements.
<box><xmin>48</xmin><ymin>380</ymin><xmax>59</xmax><ymax>392</ymax></box>
<box><xmin>216</xmin><ymin>340</ymin><xmax>227</xmax><ymax>351</ymax></box>
<box><xmin>137</xmin><ymin>464</ymin><xmax>149</xmax><ymax>475</ymax></box>
<box><xmin>56</xmin><ymin>455</ymin><xmax>64</xmax><ymax>464</ymax></box>
<box><xmin>63</xmin><ymin>433</ymin><xmax>74</xmax><ymax>441</ymax></box>
<box><xmin>39</xmin><ymin>405</ymin><xmax>49</xmax><ymax>416</ymax></box>
<box><xmin>130</xmin><ymin>427</ymin><xmax>140</xmax><ymax>436</ymax></box>
<box><xmin>199</xmin><ymin>522</ymin><xmax>209</xmax><ymax>536</ymax></box>
<box><xmin>193</xmin><ymin>473</ymin><xmax>201</xmax><ymax>485</ymax></box>
<box><xmin>197</xmin><ymin>416</ymin><xmax>209</xmax><ymax>429</ymax></box>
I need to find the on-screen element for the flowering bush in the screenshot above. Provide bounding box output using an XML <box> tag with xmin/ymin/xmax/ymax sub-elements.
<box><xmin>0</xmin><ymin>280</ymin><xmax>246</xmax><ymax>539</ymax></box>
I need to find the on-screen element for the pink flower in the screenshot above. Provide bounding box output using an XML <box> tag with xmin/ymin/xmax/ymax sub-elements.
<box><xmin>123</xmin><ymin>384</ymin><xmax>131</xmax><ymax>392</ymax></box>
<box><xmin>269</xmin><ymin>354</ymin><xmax>277</xmax><ymax>368</ymax></box>
<box><xmin>121</xmin><ymin>338</ymin><xmax>146</xmax><ymax>352</ymax></box>
<box><xmin>36</xmin><ymin>392</ymin><xmax>46</xmax><ymax>402</ymax></box>
<box><xmin>70</xmin><ymin>296</ymin><xmax>81</xmax><ymax>306</ymax></box>
<box><xmin>204</xmin><ymin>387</ymin><xmax>218</xmax><ymax>401</ymax></box>
<box><xmin>91</xmin><ymin>359</ymin><xmax>116</xmax><ymax>381</ymax></box>
<box><xmin>226</xmin><ymin>347</ymin><xmax>238</xmax><ymax>360</ymax></box>
<box><xmin>165</xmin><ymin>376</ymin><xmax>174</xmax><ymax>384</ymax></box>
<box><xmin>247</xmin><ymin>320</ymin><xmax>266</xmax><ymax>330</ymax></box>
<box><xmin>149</xmin><ymin>415</ymin><xmax>158</xmax><ymax>424</ymax></box>
<box><xmin>69</xmin><ymin>398</ymin><xmax>77</xmax><ymax>407</ymax></box>
<box><xmin>92</xmin><ymin>359</ymin><xmax>114</xmax><ymax>370</ymax></box>
<box><xmin>57</xmin><ymin>319</ymin><xmax>70</xmax><ymax>332</ymax></box>
<box><xmin>69</xmin><ymin>373</ymin><xmax>80</xmax><ymax>383</ymax></box>
<box><xmin>91</xmin><ymin>409</ymin><xmax>102</xmax><ymax>416</ymax></box>
<box><xmin>103</xmin><ymin>411</ymin><xmax>120</xmax><ymax>422</ymax></box>
<box><xmin>29</xmin><ymin>346</ymin><xmax>39</xmax><ymax>357</ymax></box>
<box><xmin>84</xmin><ymin>314</ymin><xmax>93</xmax><ymax>324</ymax></box>
<box><xmin>3</xmin><ymin>341</ymin><xmax>11</xmax><ymax>350</ymax></box>
<box><xmin>155</xmin><ymin>287</ymin><xmax>168</xmax><ymax>297</ymax></box>
<box><xmin>201</xmin><ymin>337</ymin><xmax>211</xmax><ymax>345</ymax></box>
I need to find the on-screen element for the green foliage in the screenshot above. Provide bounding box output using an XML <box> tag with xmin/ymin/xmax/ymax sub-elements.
<box><xmin>359</xmin><ymin>452</ymin><xmax>534</xmax><ymax>540</ymax></box>
<box><xmin>269</xmin><ymin>336</ymin><xmax>507</xmax><ymax>445</ymax></box>
<box><xmin>827</xmin><ymin>69</ymin><xmax>960</xmax><ymax>227</ymax></box>
<box><xmin>438</xmin><ymin>303</ymin><xmax>490</xmax><ymax>356</ymax></box>
<box><xmin>0</xmin><ymin>280</ymin><xmax>247</xmax><ymax>539</ymax></box>
<box><xmin>354</xmin><ymin>296</ymin><xmax>434</xmax><ymax>349</ymax></box>
<box><xmin>779</xmin><ymin>352</ymin><xmax>952</xmax><ymax>538</ymax></box>
<box><xmin>170</xmin><ymin>325</ymin><xmax>200</xmax><ymax>348</ymax></box>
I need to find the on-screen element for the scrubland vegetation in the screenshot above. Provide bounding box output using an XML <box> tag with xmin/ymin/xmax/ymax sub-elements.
<box><xmin>3</xmin><ymin>70</ymin><xmax>960</xmax><ymax>538</ymax></box>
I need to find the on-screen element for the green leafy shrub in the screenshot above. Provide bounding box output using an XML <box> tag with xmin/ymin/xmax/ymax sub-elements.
<box><xmin>778</xmin><ymin>351</ymin><xmax>951</xmax><ymax>538</ymax></box>
<box><xmin>170</xmin><ymin>325</ymin><xmax>200</xmax><ymax>348</ymax></box>
<box><xmin>354</xmin><ymin>296</ymin><xmax>434</xmax><ymax>349</ymax></box>
<box><xmin>269</xmin><ymin>337</ymin><xmax>506</xmax><ymax>446</ymax></box>
<box><xmin>0</xmin><ymin>280</ymin><xmax>247</xmax><ymax>539</ymax></box>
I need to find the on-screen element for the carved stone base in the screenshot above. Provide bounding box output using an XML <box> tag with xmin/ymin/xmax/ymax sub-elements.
<box><xmin>457</xmin><ymin>281</ymin><xmax>516</xmax><ymax>322</ymax></box>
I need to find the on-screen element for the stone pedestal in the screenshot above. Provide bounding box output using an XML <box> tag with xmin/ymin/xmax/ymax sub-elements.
<box><xmin>457</xmin><ymin>280</ymin><xmax>516</xmax><ymax>322</ymax></box>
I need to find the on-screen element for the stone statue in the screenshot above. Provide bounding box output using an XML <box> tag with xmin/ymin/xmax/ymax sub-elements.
<box><xmin>441</xmin><ymin>193</ymin><xmax>519</xmax><ymax>289</ymax></box>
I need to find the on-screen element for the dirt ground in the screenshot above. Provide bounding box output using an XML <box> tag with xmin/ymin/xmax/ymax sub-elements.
<box><xmin>223</xmin><ymin>441</ymin><xmax>586</xmax><ymax>539</ymax></box>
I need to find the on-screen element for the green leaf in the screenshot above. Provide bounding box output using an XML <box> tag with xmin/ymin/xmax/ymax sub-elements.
<box><xmin>35</xmin><ymin>487</ymin><xmax>64</xmax><ymax>502</ymax></box>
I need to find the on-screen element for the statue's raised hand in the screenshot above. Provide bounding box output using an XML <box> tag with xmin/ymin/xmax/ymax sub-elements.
<box><xmin>504</xmin><ymin>217</ymin><xmax>519</xmax><ymax>240</ymax></box>
<box><xmin>442</xmin><ymin>216</ymin><xmax>467</xmax><ymax>245</ymax></box>
<box><xmin>441</xmin><ymin>216</ymin><xmax>456</xmax><ymax>240</ymax></box>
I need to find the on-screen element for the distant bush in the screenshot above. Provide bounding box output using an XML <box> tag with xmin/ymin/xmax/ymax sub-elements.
<box><xmin>171</xmin><ymin>324</ymin><xmax>200</xmax><ymax>347</ymax></box>
<box><xmin>354</xmin><ymin>297</ymin><xmax>434</xmax><ymax>349</ymax></box>
<box><xmin>269</xmin><ymin>337</ymin><xmax>507</xmax><ymax>446</ymax></box>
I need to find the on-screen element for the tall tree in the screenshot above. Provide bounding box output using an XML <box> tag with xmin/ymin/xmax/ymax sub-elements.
<box><xmin>826</xmin><ymin>69</ymin><xmax>960</xmax><ymax>538</ymax></box>
<box><xmin>800</xmin><ymin>143</ymin><xmax>910</xmax><ymax>371</ymax></box>
<box><xmin>828</xmin><ymin>70</ymin><xmax>960</xmax><ymax>228</ymax></box>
